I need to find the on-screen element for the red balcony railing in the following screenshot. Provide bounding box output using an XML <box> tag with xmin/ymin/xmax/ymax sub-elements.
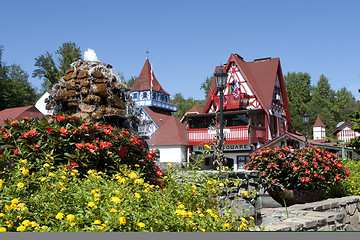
<box><xmin>213</xmin><ymin>93</ymin><xmax>249</xmax><ymax>110</ymax></box>
<box><xmin>188</xmin><ymin>125</ymin><xmax>266</xmax><ymax>146</ymax></box>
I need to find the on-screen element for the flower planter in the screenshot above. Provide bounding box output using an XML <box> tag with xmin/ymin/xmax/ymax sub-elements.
<box><xmin>268</xmin><ymin>189</ymin><xmax>325</xmax><ymax>206</ymax></box>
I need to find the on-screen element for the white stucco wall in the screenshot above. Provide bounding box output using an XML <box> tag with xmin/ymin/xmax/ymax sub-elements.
<box><xmin>151</xmin><ymin>145</ymin><xmax>187</xmax><ymax>163</ymax></box>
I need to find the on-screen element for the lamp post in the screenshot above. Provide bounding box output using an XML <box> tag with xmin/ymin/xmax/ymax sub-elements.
<box><xmin>302</xmin><ymin>112</ymin><xmax>310</xmax><ymax>147</ymax></box>
<box><xmin>214</xmin><ymin>65</ymin><xmax>228</xmax><ymax>146</ymax></box>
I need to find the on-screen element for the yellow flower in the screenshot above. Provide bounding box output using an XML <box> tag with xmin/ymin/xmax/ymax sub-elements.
<box><xmin>11</xmin><ymin>198</ymin><xmax>19</xmax><ymax>205</ymax></box>
<box><xmin>6</xmin><ymin>220</ymin><xmax>13</xmax><ymax>228</ymax></box>
<box><xmin>134</xmin><ymin>178</ymin><xmax>144</xmax><ymax>184</ymax></box>
<box><xmin>43</xmin><ymin>163</ymin><xmax>50</xmax><ymax>168</ymax></box>
<box><xmin>55</xmin><ymin>212</ymin><xmax>64</xmax><ymax>220</ymax></box>
<box><xmin>200</xmin><ymin>228</ymin><xmax>205</xmax><ymax>232</ymax></box>
<box><xmin>88</xmin><ymin>202</ymin><xmax>96</xmax><ymax>208</ymax></box>
<box><xmin>242</xmin><ymin>191</ymin><xmax>248</xmax><ymax>197</ymax></box>
<box><xmin>219</xmin><ymin>183</ymin><xmax>225</xmax><ymax>187</ymax></box>
<box><xmin>41</xmin><ymin>225</ymin><xmax>48</xmax><ymax>230</ymax></box>
<box><xmin>48</xmin><ymin>173</ymin><xmax>55</xmax><ymax>177</ymax></box>
<box><xmin>118</xmin><ymin>177</ymin><xmax>126</xmax><ymax>184</ymax></box>
<box><xmin>0</xmin><ymin>227</ymin><xmax>6</xmax><ymax>232</ymax></box>
<box><xmin>204</xmin><ymin>144</ymin><xmax>211</xmax><ymax>150</ymax></box>
<box><xmin>17</xmin><ymin>182</ymin><xmax>25</xmax><ymax>189</ymax></box>
<box><xmin>135</xmin><ymin>164</ymin><xmax>140</xmax><ymax>167</ymax></box>
<box><xmin>19</xmin><ymin>167</ymin><xmax>29</xmax><ymax>177</ymax></box>
<box><xmin>93</xmin><ymin>220</ymin><xmax>101</xmax><ymax>225</ymax></box>
<box><xmin>70</xmin><ymin>223</ymin><xmax>75</xmax><ymax>227</ymax></box>
<box><xmin>191</xmin><ymin>185</ymin><xmax>197</xmax><ymax>190</ymax></box>
<box><xmin>60</xmin><ymin>187</ymin><xmax>66</xmax><ymax>192</ymax></box>
<box><xmin>40</xmin><ymin>177</ymin><xmax>47</xmax><ymax>182</ymax></box>
<box><xmin>110</xmin><ymin>208</ymin><xmax>118</xmax><ymax>213</ymax></box>
<box><xmin>22</xmin><ymin>220</ymin><xmax>31</xmax><ymax>227</ymax></box>
<box><xmin>61</xmin><ymin>176</ymin><xmax>66</xmax><ymax>180</ymax></box>
<box><xmin>239</xmin><ymin>222</ymin><xmax>247</xmax><ymax>230</ymax></box>
<box><xmin>223</xmin><ymin>223</ymin><xmax>231</xmax><ymax>229</ymax></box>
<box><xmin>0</xmin><ymin>213</ymin><xmax>4</xmax><ymax>218</ymax></box>
<box><xmin>134</xmin><ymin>193</ymin><xmax>141</xmax><ymax>199</ymax></box>
<box><xmin>178</xmin><ymin>204</ymin><xmax>185</xmax><ymax>209</ymax></box>
<box><xmin>16</xmin><ymin>225</ymin><xmax>26</xmax><ymax>232</ymax></box>
<box><xmin>128</xmin><ymin>172</ymin><xmax>137</xmax><ymax>179</ymax></box>
<box><xmin>93</xmin><ymin>193</ymin><xmax>101</xmax><ymax>198</ymax></box>
<box><xmin>87</xmin><ymin>170</ymin><xmax>95</xmax><ymax>175</ymax></box>
<box><xmin>207</xmin><ymin>180</ymin><xmax>213</xmax><ymax>185</ymax></box>
<box><xmin>249</xmin><ymin>216</ymin><xmax>254</xmax><ymax>221</ymax></box>
<box><xmin>0</xmin><ymin>179</ymin><xmax>3</xmax><ymax>190</ymax></box>
<box><xmin>137</xmin><ymin>222</ymin><xmax>145</xmax><ymax>228</ymax></box>
<box><xmin>119</xmin><ymin>217</ymin><xmax>126</xmax><ymax>225</ymax></box>
<box><xmin>19</xmin><ymin>159</ymin><xmax>28</xmax><ymax>165</ymax></box>
<box><xmin>167</xmin><ymin>163</ymin><xmax>172</xmax><ymax>167</ymax></box>
<box><xmin>111</xmin><ymin>197</ymin><xmax>121</xmax><ymax>204</ymax></box>
<box><xmin>66</xmin><ymin>214</ymin><xmax>75</xmax><ymax>222</ymax></box>
<box><xmin>187</xmin><ymin>211</ymin><xmax>193</xmax><ymax>218</ymax></box>
<box><xmin>199</xmin><ymin>213</ymin><xmax>204</xmax><ymax>218</ymax></box>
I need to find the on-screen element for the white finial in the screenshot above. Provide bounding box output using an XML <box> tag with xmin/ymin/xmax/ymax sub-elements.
<box><xmin>84</xmin><ymin>48</ymin><xmax>99</xmax><ymax>61</ymax></box>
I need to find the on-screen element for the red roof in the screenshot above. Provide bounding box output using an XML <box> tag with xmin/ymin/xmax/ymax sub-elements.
<box><xmin>0</xmin><ymin>106</ymin><xmax>45</xmax><ymax>125</ymax></box>
<box><xmin>130</xmin><ymin>58</ymin><xmax>169</xmax><ymax>95</ymax></box>
<box><xmin>147</xmin><ymin>116</ymin><xmax>187</xmax><ymax>146</ymax></box>
<box><xmin>142</xmin><ymin>106</ymin><xmax>172</xmax><ymax>127</ymax></box>
<box><xmin>186</xmin><ymin>105</ymin><xmax>204</xmax><ymax>114</ymax></box>
<box><xmin>313</xmin><ymin>115</ymin><xmax>326</xmax><ymax>127</ymax></box>
<box><xmin>332</xmin><ymin>122</ymin><xmax>354</xmax><ymax>135</ymax></box>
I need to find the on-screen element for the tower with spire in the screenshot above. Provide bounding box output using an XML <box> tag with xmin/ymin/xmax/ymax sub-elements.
<box><xmin>130</xmin><ymin>56</ymin><xmax>177</xmax><ymax>137</ymax></box>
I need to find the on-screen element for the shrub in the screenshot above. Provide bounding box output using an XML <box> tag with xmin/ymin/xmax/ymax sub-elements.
<box><xmin>244</xmin><ymin>146</ymin><xmax>350</xmax><ymax>192</ymax></box>
<box><xmin>0</xmin><ymin>115</ymin><xmax>159</xmax><ymax>183</ymax></box>
<box><xmin>342</xmin><ymin>159</ymin><xmax>360</xmax><ymax>196</ymax></box>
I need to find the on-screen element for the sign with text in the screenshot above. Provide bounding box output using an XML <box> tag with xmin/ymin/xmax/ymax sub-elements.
<box><xmin>193</xmin><ymin>144</ymin><xmax>251</xmax><ymax>152</ymax></box>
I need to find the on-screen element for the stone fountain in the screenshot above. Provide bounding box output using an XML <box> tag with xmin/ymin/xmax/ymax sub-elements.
<box><xmin>45</xmin><ymin>53</ymin><xmax>140</xmax><ymax>132</ymax></box>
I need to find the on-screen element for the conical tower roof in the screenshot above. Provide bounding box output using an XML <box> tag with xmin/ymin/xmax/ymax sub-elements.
<box><xmin>313</xmin><ymin>115</ymin><xmax>326</xmax><ymax>127</ymax></box>
<box><xmin>130</xmin><ymin>58</ymin><xmax>169</xmax><ymax>95</ymax></box>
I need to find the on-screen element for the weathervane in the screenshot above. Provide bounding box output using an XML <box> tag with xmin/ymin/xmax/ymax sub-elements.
<box><xmin>146</xmin><ymin>50</ymin><xmax>149</xmax><ymax>59</ymax></box>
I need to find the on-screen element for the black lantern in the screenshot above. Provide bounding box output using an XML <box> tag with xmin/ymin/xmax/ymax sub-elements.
<box><xmin>214</xmin><ymin>65</ymin><xmax>228</xmax><ymax>147</ymax></box>
<box><xmin>214</xmin><ymin>66</ymin><xmax>227</xmax><ymax>92</ymax></box>
<box><xmin>302</xmin><ymin>112</ymin><xmax>310</xmax><ymax>146</ymax></box>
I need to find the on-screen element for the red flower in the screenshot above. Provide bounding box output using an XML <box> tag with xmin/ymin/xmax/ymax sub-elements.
<box><xmin>293</xmin><ymin>167</ymin><xmax>298</xmax><ymax>171</ymax></box>
<box><xmin>10</xmin><ymin>120</ymin><xmax>19</xmax><ymax>126</ymax></box>
<box><xmin>70</xmin><ymin>162</ymin><xmax>77</xmax><ymax>167</ymax></box>
<box><xmin>75</xmin><ymin>143</ymin><xmax>84</xmax><ymax>149</ymax></box>
<box><xmin>29</xmin><ymin>130</ymin><xmax>38</xmax><ymax>136</ymax></box>
<box><xmin>253</xmin><ymin>165</ymin><xmax>258</xmax><ymax>170</ymax></box>
<box><xmin>59</xmin><ymin>128</ymin><xmax>69</xmax><ymax>135</ymax></box>
<box><xmin>304</xmin><ymin>177</ymin><xmax>310</xmax><ymax>182</ymax></box>
<box><xmin>305</xmin><ymin>169</ymin><xmax>310</xmax><ymax>174</ymax></box>
<box><xmin>99</xmin><ymin>141</ymin><xmax>108</xmax><ymax>149</ymax></box>
<box><xmin>84</xmin><ymin>122</ymin><xmax>91</xmax><ymax>126</ymax></box>
<box><xmin>3</xmin><ymin>132</ymin><xmax>10</xmax><ymax>138</ymax></box>
<box><xmin>57</xmin><ymin>115</ymin><xmax>65</xmax><ymax>121</ymax></box>
<box><xmin>272</xmin><ymin>164</ymin><xmax>277</xmax><ymax>168</ymax></box>
<box><xmin>271</xmin><ymin>179</ymin><xmax>276</xmax><ymax>184</ymax></box>
<box><xmin>46</xmin><ymin>128</ymin><xmax>54</xmax><ymax>133</ymax></box>
<box><xmin>290</xmin><ymin>162</ymin><xmax>295</xmax><ymax>167</ymax></box>
<box><xmin>267</xmin><ymin>164</ymin><xmax>272</xmax><ymax>169</ymax></box>
<box><xmin>73</xmin><ymin>129</ymin><xmax>77</xmax><ymax>135</ymax></box>
<box><xmin>156</xmin><ymin>170</ymin><xmax>163</xmax><ymax>177</ymax></box>
<box><xmin>23</xmin><ymin>116</ymin><xmax>30</xmax><ymax>120</ymax></box>
<box><xmin>81</xmin><ymin>125</ymin><xmax>88</xmax><ymax>131</ymax></box>
<box><xmin>301</xmin><ymin>177</ymin><xmax>305</xmax><ymax>183</ymax></box>
<box><xmin>261</xmin><ymin>172</ymin><xmax>266</xmax><ymax>176</ymax></box>
<box><xmin>35</xmin><ymin>143</ymin><xmax>39</xmax><ymax>148</ymax></box>
<box><xmin>14</xmin><ymin>148</ymin><xmax>19</xmax><ymax>154</ymax></box>
<box><xmin>103</xmin><ymin>128</ymin><xmax>112</xmax><ymax>134</ymax></box>
<box><xmin>117</xmin><ymin>147</ymin><xmax>128</xmax><ymax>157</ymax></box>
<box><xmin>325</xmin><ymin>166</ymin><xmax>330</xmax><ymax>171</ymax></box>
<box><xmin>335</xmin><ymin>174</ymin><xmax>341</xmax><ymax>181</ymax></box>
<box><xmin>314</xmin><ymin>173</ymin><xmax>318</xmax><ymax>177</ymax></box>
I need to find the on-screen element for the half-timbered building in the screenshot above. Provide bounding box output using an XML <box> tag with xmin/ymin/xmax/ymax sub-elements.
<box><xmin>185</xmin><ymin>54</ymin><xmax>294</xmax><ymax>170</ymax></box>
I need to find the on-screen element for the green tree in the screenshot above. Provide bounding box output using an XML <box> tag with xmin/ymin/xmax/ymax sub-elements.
<box><xmin>124</xmin><ymin>76</ymin><xmax>137</xmax><ymax>88</ymax></box>
<box><xmin>170</xmin><ymin>93</ymin><xmax>205</xmax><ymax>120</ymax></box>
<box><xmin>0</xmin><ymin>46</ymin><xmax>39</xmax><ymax>110</ymax></box>
<box><xmin>33</xmin><ymin>42</ymin><xmax>81</xmax><ymax>92</ymax></box>
<box><xmin>284</xmin><ymin>72</ymin><xmax>312</xmax><ymax>134</ymax></box>
<box><xmin>348</xmin><ymin>89</ymin><xmax>360</xmax><ymax>154</ymax></box>
<box><xmin>307</xmin><ymin>75</ymin><xmax>337</xmax><ymax>138</ymax></box>
<box><xmin>200</xmin><ymin>76</ymin><xmax>212</xmax><ymax>98</ymax></box>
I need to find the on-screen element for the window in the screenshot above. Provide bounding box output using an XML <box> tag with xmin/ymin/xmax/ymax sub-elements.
<box><xmin>133</xmin><ymin>92</ymin><xmax>138</xmax><ymax>99</ymax></box>
<box><xmin>237</xmin><ymin>155</ymin><xmax>250</xmax><ymax>169</ymax></box>
<box><xmin>229</xmin><ymin>83</ymin><xmax>235</xmax><ymax>94</ymax></box>
<box><xmin>224</xmin><ymin>114</ymin><xmax>249</xmax><ymax>127</ymax></box>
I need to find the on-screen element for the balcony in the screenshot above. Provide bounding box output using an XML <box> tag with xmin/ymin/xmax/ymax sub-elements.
<box><xmin>213</xmin><ymin>93</ymin><xmax>249</xmax><ymax>110</ymax></box>
<box><xmin>188</xmin><ymin>125</ymin><xmax>266</xmax><ymax>146</ymax></box>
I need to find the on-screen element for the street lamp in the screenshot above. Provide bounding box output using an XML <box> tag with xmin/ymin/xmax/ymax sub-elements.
<box><xmin>214</xmin><ymin>65</ymin><xmax>228</xmax><ymax>146</ymax></box>
<box><xmin>302</xmin><ymin>112</ymin><xmax>310</xmax><ymax>146</ymax></box>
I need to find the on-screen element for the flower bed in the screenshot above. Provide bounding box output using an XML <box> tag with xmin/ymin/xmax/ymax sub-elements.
<box><xmin>0</xmin><ymin>116</ymin><xmax>256</xmax><ymax>232</ymax></box>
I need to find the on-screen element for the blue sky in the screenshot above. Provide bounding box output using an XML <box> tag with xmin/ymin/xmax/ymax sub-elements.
<box><xmin>1</xmin><ymin>0</ymin><xmax>359</xmax><ymax>100</ymax></box>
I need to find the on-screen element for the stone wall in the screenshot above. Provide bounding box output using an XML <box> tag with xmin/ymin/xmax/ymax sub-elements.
<box><xmin>260</xmin><ymin>196</ymin><xmax>360</xmax><ymax>231</ymax></box>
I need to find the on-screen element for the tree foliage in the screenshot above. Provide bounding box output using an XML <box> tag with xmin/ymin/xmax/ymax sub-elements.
<box><xmin>0</xmin><ymin>46</ymin><xmax>39</xmax><ymax>111</ymax></box>
<box><xmin>33</xmin><ymin>42</ymin><xmax>81</xmax><ymax>92</ymax></box>
<box><xmin>348</xmin><ymin>89</ymin><xmax>360</xmax><ymax>153</ymax></box>
<box><xmin>170</xmin><ymin>93</ymin><xmax>205</xmax><ymax>120</ymax></box>
<box><xmin>284</xmin><ymin>72</ymin><xmax>360</xmax><ymax>139</ymax></box>
<box><xmin>200</xmin><ymin>76</ymin><xmax>212</xmax><ymax>98</ymax></box>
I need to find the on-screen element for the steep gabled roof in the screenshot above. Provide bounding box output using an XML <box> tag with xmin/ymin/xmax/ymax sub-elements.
<box><xmin>313</xmin><ymin>115</ymin><xmax>326</xmax><ymax>127</ymax></box>
<box><xmin>0</xmin><ymin>106</ymin><xmax>45</xmax><ymax>125</ymax></box>
<box><xmin>141</xmin><ymin>106</ymin><xmax>172</xmax><ymax>127</ymax></box>
<box><xmin>147</xmin><ymin>116</ymin><xmax>187</xmax><ymax>146</ymax></box>
<box><xmin>332</xmin><ymin>122</ymin><xmax>354</xmax><ymax>135</ymax></box>
<box><xmin>130</xmin><ymin>58</ymin><xmax>169</xmax><ymax>95</ymax></box>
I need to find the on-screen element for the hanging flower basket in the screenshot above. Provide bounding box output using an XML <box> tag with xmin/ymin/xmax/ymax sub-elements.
<box><xmin>268</xmin><ymin>188</ymin><xmax>325</xmax><ymax>206</ymax></box>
